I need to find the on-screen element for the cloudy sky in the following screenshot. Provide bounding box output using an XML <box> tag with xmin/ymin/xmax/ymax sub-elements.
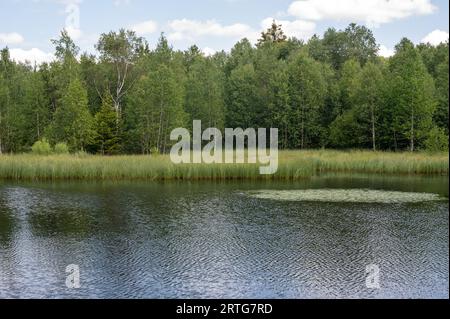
<box><xmin>0</xmin><ymin>0</ymin><xmax>449</xmax><ymax>64</ymax></box>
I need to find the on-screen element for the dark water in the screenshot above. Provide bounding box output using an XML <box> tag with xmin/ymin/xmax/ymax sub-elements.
<box><xmin>0</xmin><ymin>175</ymin><xmax>448</xmax><ymax>299</ymax></box>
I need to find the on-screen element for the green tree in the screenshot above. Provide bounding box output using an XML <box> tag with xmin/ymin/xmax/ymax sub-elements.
<box><xmin>0</xmin><ymin>23</ymin><xmax>448</xmax><ymax>155</ymax></box>
<box><xmin>225</xmin><ymin>39</ymin><xmax>255</xmax><ymax>76</ymax></box>
<box><xmin>128</xmin><ymin>64</ymin><xmax>185</xmax><ymax>154</ymax></box>
<box><xmin>22</xmin><ymin>71</ymin><xmax>51</xmax><ymax>147</ymax></box>
<box><xmin>226</xmin><ymin>64</ymin><xmax>258</xmax><ymax>128</ymax></box>
<box><xmin>344</xmin><ymin>23</ymin><xmax>379</xmax><ymax>66</ymax></box>
<box><xmin>258</xmin><ymin>20</ymin><xmax>287</xmax><ymax>46</ymax></box>
<box><xmin>80</xmin><ymin>53</ymin><xmax>103</xmax><ymax>115</ymax></box>
<box><xmin>330</xmin><ymin>109</ymin><xmax>364</xmax><ymax>148</ymax></box>
<box><xmin>339</xmin><ymin>59</ymin><xmax>362</xmax><ymax>114</ymax></box>
<box><xmin>96</xmin><ymin>29</ymin><xmax>146</xmax><ymax>115</ymax></box>
<box><xmin>0</xmin><ymin>72</ymin><xmax>10</xmax><ymax>154</ymax></box>
<box><xmin>50</xmin><ymin>30</ymin><xmax>80</xmax><ymax>89</ymax></box>
<box><xmin>0</xmin><ymin>48</ymin><xmax>28</xmax><ymax>153</ymax></box>
<box><xmin>434</xmin><ymin>53</ymin><xmax>449</xmax><ymax>134</ymax></box>
<box><xmin>49</xmin><ymin>78</ymin><xmax>94</xmax><ymax>151</ymax></box>
<box><xmin>185</xmin><ymin>56</ymin><xmax>225</xmax><ymax>128</ymax></box>
<box><xmin>388</xmin><ymin>38</ymin><xmax>437</xmax><ymax>151</ymax></box>
<box><xmin>356</xmin><ymin>62</ymin><xmax>385</xmax><ymax>150</ymax></box>
<box><xmin>317</xmin><ymin>24</ymin><xmax>378</xmax><ymax>70</ymax></box>
<box><xmin>94</xmin><ymin>93</ymin><xmax>121</xmax><ymax>155</ymax></box>
<box><xmin>268</xmin><ymin>62</ymin><xmax>291</xmax><ymax>149</ymax></box>
<box><xmin>424</xmin><ymin>126</ymin><xmax>449</xmax><ymax>153</ymax></box>
<box><xmin>288</xmin><ymin>52</ymin><xmax>327</xmax><ymax>149</ymax></box>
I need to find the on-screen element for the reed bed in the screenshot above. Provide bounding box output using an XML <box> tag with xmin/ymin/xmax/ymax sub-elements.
<box><xmin>0</xmin><ymin>150</ymin><xmax>448</xmax><ymax>181</ymax></box>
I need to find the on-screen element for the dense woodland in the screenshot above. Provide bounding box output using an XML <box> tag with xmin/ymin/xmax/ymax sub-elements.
<box><xmin>0</xmin><ymin>22</ymin><xmax>448</xmax><ymax>155</ymax></box>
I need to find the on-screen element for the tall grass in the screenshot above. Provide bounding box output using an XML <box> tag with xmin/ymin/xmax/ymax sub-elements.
<box><xmin>0</xmin><ymin>150</ymin><xmax>448</xmax><ymax>181</ymax></box>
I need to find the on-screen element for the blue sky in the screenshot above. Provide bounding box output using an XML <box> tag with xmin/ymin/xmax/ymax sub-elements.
<box><xmin>0</xmin><ymin>0</ymin><xmax>448</xmax><ymax>64</ymax></box>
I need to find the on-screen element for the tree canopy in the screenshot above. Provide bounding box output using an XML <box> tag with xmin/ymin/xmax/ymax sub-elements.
<box><xmin>0</xmin><ymin>23</ymin><xmax>448</xmax><ymax>154</ymax></box>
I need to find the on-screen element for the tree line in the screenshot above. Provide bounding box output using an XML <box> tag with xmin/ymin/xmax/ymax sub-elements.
<box><xmin>0</xmin><ymin>22</ymin><xmax>448</xmax><ymax>155</ymax></box>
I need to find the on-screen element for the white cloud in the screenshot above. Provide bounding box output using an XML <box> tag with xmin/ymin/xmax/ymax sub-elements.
<box><xmin>202</xmin><ymin>47</ymin><xmax>217</xmax><ymax>56</ymax></box>
<box><xmin>77</xmin><ymin>32</ymin><xmax>100</xmax><ymax>54</ymax></box>
<box><xmin>167</xmin><ymin>19</ymin><xmax>257</xmax><ymax>42</ymax></box>
<box><xmin>131</xmin><ymin>20</ymin><xmax>158</xmax><ymax>36</ymax></box>
<box><xmin>0</xmin><ymin>32</ymin><xmax>24</xmax><ymax>45</ymax></box>
<box><xmin>9</xmin><ymin>48</ymin><xmax>54</xmax><ymax>65</ymax></box>
<box><xmin>261</xmin><ymin>18</ymin><xmax>316</xmax><ymax>41</ymax></box>
<box><xmin>378</xmin><ymin>45</ymin><xmax>395</xmax><ymax>58</ymax></box>
<box><xmin>421</xmin><ymin>29</ymin><xmax>449</xmax><ymax>46</ymax></box>
<box><xmin>288</xmin><ymin>0</ymin><xmax>436</xmax><ymax>27</ymax></box>
<box><xmin>65</xmin><ymin>26</ymin><xmax>82</xmax><ymax>40</ymax></box>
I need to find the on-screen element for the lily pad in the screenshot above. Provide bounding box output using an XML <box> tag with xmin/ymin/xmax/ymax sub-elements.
<box><xmin>247</xmin><ymin>189</ymin><xmax>446</xmax><ymax>203</ymax></box>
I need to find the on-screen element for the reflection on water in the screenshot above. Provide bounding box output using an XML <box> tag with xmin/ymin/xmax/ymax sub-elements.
<box><xmin>0</xmin><ymin>174</ymin><xmax>448</xmax><ymax>299</ymax></box>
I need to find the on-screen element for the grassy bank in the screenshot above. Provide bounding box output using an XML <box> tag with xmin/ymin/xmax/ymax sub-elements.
<box><xmin>0</xmin><ymin>150</ymin><xmax>448</xmax><ymax>181</ymax></box>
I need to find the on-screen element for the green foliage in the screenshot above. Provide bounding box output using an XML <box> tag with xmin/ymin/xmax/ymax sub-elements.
<box><xmin>126</xmin><ymin>37</ymin><xmax>186</xmax><ymax>154</ymax></box>
<box><xmin>54</xmin><ymin>142</ymin><xmax>69</xmax><ymax>155</ymax></box>
<box><xmin>288</xmin><ymin>51</ymin><xmax>327</xmax><ymax>148</ymax></box>
<box><xmin>31</xmin><ymin>139</ymin><xmax>52</xmax><ymax>155</ymax></box>
<box><xmin>333</xmin><ymin>61</ymin><xmax>385</xmax><ymax>150</ymax></box>
<box><xmin>226</xmin><ymin>63</ymin><xmax>258</xmax><ymax>128</ymax></box>
<box><xmin>388</xmin><ymin>38</ymin><xmax>437</xmax><ymax>151</ymax></box>
<box><xmin>48</xmin><ymin>78</ymin><xmax>94</xmax><ymax>152</ymax></box>
<box><xmin>52</xmin><ymin>29</ymin><xmax>80</xmax><ymax>62</ymax></box>
<box><xmin>96</xmin><ymin>29</ymin><xmax>147</xmax><ymax>116</ymax></box>
<box><xmin>0</xmin><ymin>23</ymin><xmax>448</xmax><ymax>156</ymax></box>
<box><xmin>330</xmin><ymin>110</ymin><xmax>363</xmax><ymax>148</ymax></box>
<box><xmin>424</xmin><ymin>127</ymin><xmax>449</xmax><ymax>153</ymax></box>
<box><xmin>356</xmin><ymin>62</ymin><xmax>385</xmax><ymax>150</ymax></box>
<box><xmin>433</xmin><ymin>48</ymin><xmax>449</xmax><ymax>134</ymax></box>
<box><xmin>258</xmin><ymin>20</ymin><xmax>287</xmax><ymax>46</ymax></box>
<box><xmin>185</xmin><ymin>56</ymin><xmax>225</xmax><ymax>128</ymax></box>
<box><xmin>318</xmin><ymin>23</ymin><xmax>378</xmax><ymax>69</ymax></box>
<box><xmin>94</xmin><ymin>93</ymin><xmax>122</xmax><ymax>155</ymax></box>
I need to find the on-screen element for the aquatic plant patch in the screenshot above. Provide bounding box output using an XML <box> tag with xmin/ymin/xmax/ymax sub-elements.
<box><xmin>246</xmin><ymin>189</ymin><xmax>446</xmax><ymax>203</ymax></box>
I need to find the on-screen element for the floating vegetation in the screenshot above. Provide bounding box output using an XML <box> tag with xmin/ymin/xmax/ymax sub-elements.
<box><xmin>247</xmin><ymin>189</ymin><xmax>446</xmax><ymax>203</ymax></box>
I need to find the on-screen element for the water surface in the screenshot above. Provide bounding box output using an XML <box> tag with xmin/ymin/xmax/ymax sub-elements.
<box><xmin>0</xmin><ymin>174</ymin><xmax>448</xmax><ymax>299</ymax></box>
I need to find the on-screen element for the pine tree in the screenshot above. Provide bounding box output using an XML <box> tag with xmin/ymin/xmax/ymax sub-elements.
<box><xmin>94</xmin><ymin>93</ymin><xmax>121</xmax><ymax>155</ymax></box>
<box><xmin>258</xmin><ymin>20</ymin><xmax>287</xmax><ymax>46</ymax></box>
<box><xmin>49</xmin><ymin>78</ymin><xmax>94</xmax><ymax>151</ymax></box>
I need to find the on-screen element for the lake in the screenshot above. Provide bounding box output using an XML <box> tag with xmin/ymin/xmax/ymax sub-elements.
<box><xmin>0</xmin><ymin>174</ymin><xmax>448</xmax><ymax>299</ymax></box>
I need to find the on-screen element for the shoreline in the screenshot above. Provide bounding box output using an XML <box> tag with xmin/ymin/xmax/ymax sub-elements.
<box><xmin>0</xmin><ymin>151</ymin><xmax>448</xmax><ymax>181</ymax></box>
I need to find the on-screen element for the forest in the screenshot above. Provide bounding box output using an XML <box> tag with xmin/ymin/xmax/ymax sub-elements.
<box><xmin>0</xmin><ymin>22</ymin><xmax>448</xmax><ymax>156</ymax></box>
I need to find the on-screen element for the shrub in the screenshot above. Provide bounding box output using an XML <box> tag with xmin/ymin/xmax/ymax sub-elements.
<box><xmin>151</xmin><ymin>147</ymin><xmax>160</xmax><ymax>156</ymax></box>
<box><xmin>54</xmin><ymin>142</ymin><xmax>70</xmax><ymax>155</ymax></box>
<box><xmin>424</xmin><ymin>127</ymin><xmax>449</xmax><ymax>153</ymax></box>
<box><xmin>31</xmin><ymin>139</ymin><xmax>52</xmax><ymax>155</ymax></box>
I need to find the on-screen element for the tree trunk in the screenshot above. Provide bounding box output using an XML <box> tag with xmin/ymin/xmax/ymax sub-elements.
<box><xmin>36</xmin><ymin>112</ymin><xmax>40</xmax><ymax>140</ymax></box>
<box><xmin>157</xmin><ymin>107</ymin><xmax>164</xmax><ymax>153</ymax></box>
<box><xmin>410</xmin><ymin>109</ymin><xmax>415</xmax><ymax>152</ymax></box>
<box><xmin>115</xmin><ymin>101</ymin><xmax>120</xmax><ymax>116</ymax></box>
<box><xmin>157</xmin><ymin>85</ymin><xmax>165</xmax><ymax>152</ymax></box>
<box><xmin>162</xmin><ymin>114</ymin><xmax>170</xmax><ymax>154</ymax></box>
<box><xmin>300</xmin><ymin>109</ymin><xmax>305</xmax><ymax>149</ymax></box>
<box><xmin>284</xmin><ymin>123</ymin><xmax>288</xmax><ymax>150</ymax></box>
<box><xmin>393</xmin><ymin>129</ymin><xmax>398</xmax><ymax>152</ymax></box>
<box><xmin>371</xmin><ymin>106</ymin><xmax>376</xmax><ymax>151</ymax></box>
